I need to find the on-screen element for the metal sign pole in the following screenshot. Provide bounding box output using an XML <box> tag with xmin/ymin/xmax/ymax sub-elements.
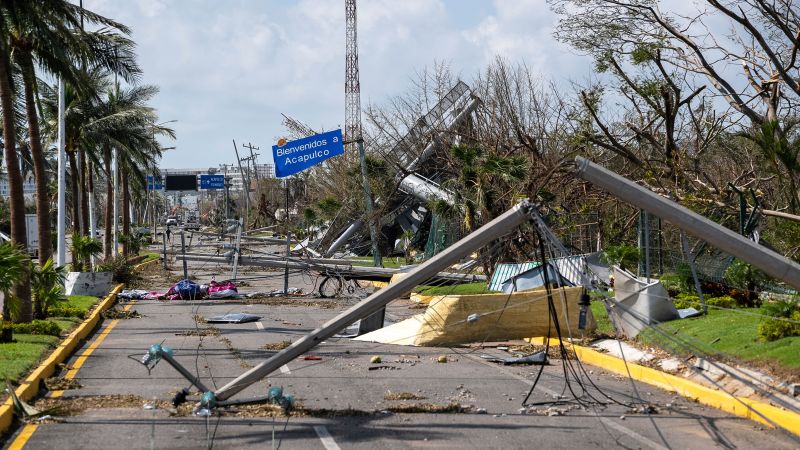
<box><xmin>283</xmin><ymin>231</ymin><xmax>291</xmax><ymax>293</ymax></box>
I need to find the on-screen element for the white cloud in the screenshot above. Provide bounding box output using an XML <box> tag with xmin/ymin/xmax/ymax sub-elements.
<box><xmin>81</xmin><ymin>0</ymin><xmax>590</xmax><ymax>169</ymax></box>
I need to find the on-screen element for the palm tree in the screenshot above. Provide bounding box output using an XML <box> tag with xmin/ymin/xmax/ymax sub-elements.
<box><xmin>0</xmin><ymin>243</ymin><xmax>28</xmax><ymax>341</ymax></box>
<box><xmin>445</xmin><ymin>144</ymin><xmax>528</xmax><ymax>231</ymax></box>
<box><xmin>70</xmin><ymin>233</ymin><xmax>102</xmax><ymax>272</ymax></box>
<box><xmin>0</xmin><ymin>3</ymin><xmax>32</xmax><ymax>321</ymax></box>
<box><xmin>5</xmin><ymin>1</ymin><xmax>138</xmax><ymax>270</ymax></box>
<box><xmin>79</xmin><ymin>83</ymin><xmax>173</xmax><ymax>258</ymax></box>
<box><xmin>30</xmin><ymin>257</ymin><xmax>66</xmax><ymax>319</ymax></box>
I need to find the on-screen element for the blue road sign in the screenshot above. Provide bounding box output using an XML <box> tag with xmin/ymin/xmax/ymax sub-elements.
<box><xmin>200</xmin><ymin>174</ymin><xmax>225</xmax><ymax>190</ymax></box>
<box><xmin>272</xmin><ymin>129</ymin><xmax>344</xmax><ymax>178</ymax></box>
<box><xmin>146</xmin><ymin>175</ymin><xmax>163</xmax><ymax>191</ymax></box>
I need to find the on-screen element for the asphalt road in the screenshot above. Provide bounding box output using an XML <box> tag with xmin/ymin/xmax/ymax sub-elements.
<box><xmin>3</xmin><ymin>260</ymin><xmax>798</xmax><ymax>449</ymax></box>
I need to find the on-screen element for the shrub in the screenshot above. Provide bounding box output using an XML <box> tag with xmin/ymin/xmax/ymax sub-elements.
<box><xmin>724</xmin><ymin>259</ymin><xmax>767</xmax><ymax>307</ymax></box>
<box><xmin>757</xmin><ymin>311</ymin><xmax>800</xmax><ymax>341</ymax></box>
<box><xmin>659</xmin><ymin>273</ymin><xmax>682</xmax><ymax>296</ymax></box>
<box><xmin>673</xmin><ymin>292</ymin><xmax>699</xmax><ymax>309</ymax></box>
<box><xmin>97</xmin><ymin>255</ymin><xmax>136</xmax><ymax>284</ymax></box>
<box><xmin>12</xmin><ymin>320</ymin><xmax>61</xmax><ymax>336</ymax></box>
<box><xmin>757</xmin><ymin>299</ymin><xmax>800</xmax><ymax>341</ymax></box>
<box><xmin>48</xmin><ymin>304</ymin><xmax>86</xmax><ymax>319</ymax></box>
<box><xmin>706</xmin><ymin>295</ymin><xmax>737</xmax><ymax>309</ymax></box>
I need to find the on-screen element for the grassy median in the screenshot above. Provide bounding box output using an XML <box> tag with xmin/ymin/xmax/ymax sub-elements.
<box><xmin>0</xmin><ymin>294</ymin><xmax>103</xmax><ymax>383</ymax></box>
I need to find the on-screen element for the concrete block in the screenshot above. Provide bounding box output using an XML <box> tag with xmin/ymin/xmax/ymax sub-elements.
<box><xmin>65</xmin><ymin>271</ymin><xmax>113</xmax><ymax>296</ymax></box>
<box><xmin>659</xmin><ymin>358</ymin><xmax>684</xmax><ymax>372</ymax></box>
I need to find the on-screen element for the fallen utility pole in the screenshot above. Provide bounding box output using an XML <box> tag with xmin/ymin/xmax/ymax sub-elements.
<box><xmin>177</xmin><ymin>253</ymin><xmax>486</xmax><ymax>284</ymax></box>
<box><xmin>574</xmin><ymin>157</ymin><xmax>800</xmax><ymax>290</ymax></box>
<box><xmin>211</xmin><ymin>200</ymin><xmax>532</xmax><ymax>401</ymax></box>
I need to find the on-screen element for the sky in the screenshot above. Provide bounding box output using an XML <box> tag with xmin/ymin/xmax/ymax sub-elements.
<box><xmin>86</xmin><ymin>0</ymin><xmax>594</xmax><ymax>170</ymax></box>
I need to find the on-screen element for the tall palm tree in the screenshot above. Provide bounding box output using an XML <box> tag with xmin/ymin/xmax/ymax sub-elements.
<box><xmin>0</xmin><ymin>3</ymin><xmax>32</xmax><ymax>320</ymax></box>
<box><xmin>6</xmin><ymin>1</ymin><xmax>139</xmax><ymax>269</ymax></box>
<box><xmin>78</xmin><ymin>83</ymin><xmax>173</xmax><ymax>258</ymax></box>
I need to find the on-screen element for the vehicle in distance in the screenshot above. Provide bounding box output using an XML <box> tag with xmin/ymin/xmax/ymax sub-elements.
<box><xmin>165</xmin><ymin>217</ymin><xmax>178</xmax><ymax>226</ymax></box>
<box><xmin>184</xmin><ymin>216</ymin><xmax>200</xmax><ymax>230</ymax></box>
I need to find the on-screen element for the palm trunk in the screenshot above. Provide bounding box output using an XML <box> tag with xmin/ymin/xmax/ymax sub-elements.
<box><xmin>19</xmin><ymin>54</ymin><xmax>52</xmax><ymax>267</ymax></box>
<box><xmin>79</xmin><ymin>149</ymin><xmax>89</xmax><ymax>236</ymax></box>
<box><xmin>0</xmin><ymin>50</ymin><xmax>31</xmax><ymax>322</ymax></box>
<box><xmin>68</xmin><ymin>148</ymin><xmax>80</xmax><ymax>234</ymax></box>
<box><xmin>121</xmin><ymin>167</ymin><xmax>130</xmax><ymax>255</ymax></box>
<box><xmin>103</xmin><ymin>145</ymin><xmax>113</xmax><ymax>260</ymax></box>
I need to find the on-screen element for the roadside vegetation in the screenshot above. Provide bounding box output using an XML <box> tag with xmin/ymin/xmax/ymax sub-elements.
<box><xmin>0</xmin><ymin>294</ymin><xmax>106</xmax><ymax>383</ymax></box>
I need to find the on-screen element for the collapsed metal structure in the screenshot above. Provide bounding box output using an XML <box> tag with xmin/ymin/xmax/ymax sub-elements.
<box><xmin>322</xmin><ymin>80</ymin><xmax>481</xmax><ymax>257</ymax></box>
<box><xmin>142</xmin><ymin>158</ymin><xmax>800</xmax><ymax>410</ymax></box>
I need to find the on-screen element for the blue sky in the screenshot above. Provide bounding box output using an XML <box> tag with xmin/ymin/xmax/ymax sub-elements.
<box><xmin>87</xmin><ymin>0</ymin><xmax>594</xmax><ymax>169</ymax></box>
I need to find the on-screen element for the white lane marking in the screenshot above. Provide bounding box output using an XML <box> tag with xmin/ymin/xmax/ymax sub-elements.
<box><xmin>280</xmin><ymin>364</ymin><xmax>291</xmax><ymax>374</ymax></box>
<box><xmin>599</xmin><ymin>417</ymin><xmax>669</xmax><ymax>450</ymax></box>
<box><xmin>314</xmin><ymin>425</ymin><xmax>341</xmax><ymax>450</ymax></box>
<box><xmin>255</xmin><ymin>321</ymin><xmax>264</xmax><ymax>330</ymax></box>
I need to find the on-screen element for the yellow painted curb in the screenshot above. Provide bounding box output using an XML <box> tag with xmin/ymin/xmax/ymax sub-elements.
<box><xmin>133</xmin><ymin>257</ymin><xmax>159</xmax><ymax>271</ymax></box>
<box><xmin>0</xmin><ymin>283</ymin><xmax>124</xmax><ymax>437</ymax></box>
<box><xmin>526</xmin><ymin>337</ymin><xmax>800</xmax><ymax>436</ymax></box>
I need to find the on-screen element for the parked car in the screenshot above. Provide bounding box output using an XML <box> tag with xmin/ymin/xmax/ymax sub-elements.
<box><xmin>165</xmin><ymin>217</ymin><xmax>178</xmax><ymax>226</ymax></box>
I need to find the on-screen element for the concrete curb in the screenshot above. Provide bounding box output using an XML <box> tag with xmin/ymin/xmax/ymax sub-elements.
<box><xmin>133</xmin><ymin>257</ymin><xmax>159</xmax><ymax>271</ymax></box>
<box><xmin>527</xmin><ymin>337</ymin><xmax>800</xmax><ymax>436</ymax></box>
<box><xmin>0</xmin><ymin>283</ymin><xmax>125</xmax><ymax>437</ymax></box>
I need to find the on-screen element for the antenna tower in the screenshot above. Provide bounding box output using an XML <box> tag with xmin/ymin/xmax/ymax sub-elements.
<box><xmin>345</xmin><ymin>0</ymin><xmax>361</xmax><ymax>148</ymax></box>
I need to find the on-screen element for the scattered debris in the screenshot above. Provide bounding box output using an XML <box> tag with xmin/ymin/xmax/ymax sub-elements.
<box><xmin>628</xmin><ymin>404</ymin><xmax>659</xmax><ymax>415</ymax></box>
<box><xmin>368</xmin><ymin>365</ymin><xmax>400</xmax><ymax>371</ymax></box>
<box><xmin>370</xmin><ymin>355</ymin><xmax>382</xmax><ymax>364</ymax></box>
<box><xmin>303</xmin><ymin>355</ymin><xmax>322</xmax><ymax>361</ymax></box>
<box><xmin>261</xmin><ymin>341</ymin><xmax>293</xmax><ymax>351</ymax></box>
<box><xmin>245</xmin><ymin>298</ymin><xmax>337</xmax><ymax>309</ymax></box>
<box><xmin>385</xmin><ymin>402</ymin><xmax>467</xmax><ymax>414</ymax></box>
<box><xmin>437</xmin><ymin>355</ymin><xmax>448</xmax><ymax>363</ymax></box>
<box><xmin>218</xmin><ymin>336</ymin><xmax>253</xmax><ymax>368</ymax></box>
<box><xmin>384</xmin><ymin>392</ymin><xmax>427</xmax><ymax>401</ymax></box>
<box><xmin>482</xmin><ymin>350</ymin><xmax>548</xmax><ymax>365</ymax></box>
<box><xmin>175</xmin><ymin>327</ymin><xmax>220</xmax><ymax>337</ymax></box>
<box><xmin>44</xmin><ymin>377</ymin><xmax>82</xmax><ymax>391</ymax></box>
<box><xmin>103</xmin><ymin>309</ymin><xmax>141</xmax><ymax>320</ymax></box>
<box><xmin>206</xmin><ymin>313</ymin><xmax>261</xmax><ymax>324</ymax></box>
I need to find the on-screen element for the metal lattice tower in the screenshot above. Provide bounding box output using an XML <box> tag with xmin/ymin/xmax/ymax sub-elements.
<box><xmin>345</xmin><ymin>0</ymin><xmax>362</xmax><ymax>148</ymax></box>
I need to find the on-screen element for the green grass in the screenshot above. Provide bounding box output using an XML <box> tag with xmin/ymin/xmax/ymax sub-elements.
<box><xmin>0</xmin><ymin>334</ymin><xmax>59</xmax><ymax>382</ymax></box>
<box><xmin>590</xmin><ymin>301</ymin><xmax>615</xmax><ymax>336</ymax></box>
<box><xmin>414</xmin><ymin>282</ymin><xmax>492</xmax><ymax>296</ymax></box>
<box><xmin>48</xmin><ymin>317</ymin><xmax>83</xmax><ymax>333</ymax></box>
<box><xmin>638</xmin><ymin>307</ymin><xmax>800</xmax><ymax>368</ymax></box>
<box><xmin>64</xmin><ymin>294</ymin><xmax>101</xmax><ymax>313</ymax></box>
<box><xmin>139</xmin><ymin>252</ymin><xmax>160</xmax><ymax>263</ymax></box>
<box><xmin>589</xmin><ymin>297</ymin><xmax>799</xmax><ymax>368</ymax></box>
<box><xmin>0</xmin><ymin>294</ymin><xmax>104</xmax><ymax>386</ymax></box>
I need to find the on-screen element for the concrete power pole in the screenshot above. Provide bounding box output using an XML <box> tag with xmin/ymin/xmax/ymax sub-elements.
<box><xmin>56</xmin><ymin>78</ymin><xmax>66</xmax><ymax>267</ymax></box>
